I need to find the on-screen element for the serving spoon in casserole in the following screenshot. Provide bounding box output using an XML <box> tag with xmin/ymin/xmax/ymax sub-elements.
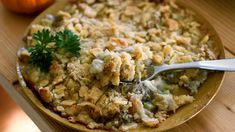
<box><xmin>122</xmin><ymin>58</ymin><xmax>235</xmax><ymax>83</ymax></box>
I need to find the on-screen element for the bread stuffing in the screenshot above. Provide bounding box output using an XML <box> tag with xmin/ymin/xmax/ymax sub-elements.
<box><xmin>18</xmin><ymin>0</ymin><xmax>219</xmax><ymax>131</ymax></box>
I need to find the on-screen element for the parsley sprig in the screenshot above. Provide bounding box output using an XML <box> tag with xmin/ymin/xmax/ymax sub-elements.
<box><xmin>55</xmin><ymin>29</ymin><xmax>81</xmax><ymax>56</ymax></box>
<box><xmin>28</xmin><ymin>29</ymin><xmax>54</xmax><ymax>72</ymax></box>
<box><xmin>28</xmin><ymin>29</ymin><xmax>81</xmax><ymax>72</ymax></box>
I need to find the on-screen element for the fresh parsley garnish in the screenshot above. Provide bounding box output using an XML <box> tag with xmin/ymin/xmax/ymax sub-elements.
<box><xmin>27</xmin><ymin>29</ymin><xmax>81</xmax><ymax>72</ymax></box>
<box><xmin>28</xmin><ymin>29</ymin><xmax>54</xmax><ymax>72</ymax></box>
<box><xmin>55</xmin><ymin>29</ymin><xmax>81</xmax><ymax>56</ymax></box>
<box><xmin>33</xmin><ymin>29</ymin><xmax>54</xmax><ymax>45</ymax></box>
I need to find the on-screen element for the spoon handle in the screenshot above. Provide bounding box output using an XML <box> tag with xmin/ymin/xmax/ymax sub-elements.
<box><xmin>157</xmin><ymin>58</ymin><xmax>235</xmax><ymax>73</ymax></box>
<box><xmin>197</xmin><ymin>58</ymin><xmax>235</xmax><ymax>71</ymax></box>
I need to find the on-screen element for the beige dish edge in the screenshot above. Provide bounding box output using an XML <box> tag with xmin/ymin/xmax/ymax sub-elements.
<box><xmin>16</xmin><ymin>0</ymin><xmax>225</xmax><ymax>131</ymax></box>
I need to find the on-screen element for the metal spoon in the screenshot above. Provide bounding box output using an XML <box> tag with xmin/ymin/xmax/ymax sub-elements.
<box><xmin>122</xmin><ymin>58</ymin><xmax>235</xmax><ymax>83</ymax></box>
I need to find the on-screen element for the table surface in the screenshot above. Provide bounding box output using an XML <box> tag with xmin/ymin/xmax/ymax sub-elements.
<box><xmin>0</xmin><ymin>0</ymin><xmax>235</xmax><ymax>131</ymax></box>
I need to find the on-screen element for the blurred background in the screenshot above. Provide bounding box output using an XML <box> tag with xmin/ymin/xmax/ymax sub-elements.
<box><xmin>0</xmin><ymin>84</ymin><xmax>40</xmax><ymax>132</ymax></box>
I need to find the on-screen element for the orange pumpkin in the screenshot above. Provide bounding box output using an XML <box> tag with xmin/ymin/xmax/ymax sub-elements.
<box><xmin>1</xmin><ymin>0</ymin><xmax>54</xmax><ymax>14</ymax></box>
